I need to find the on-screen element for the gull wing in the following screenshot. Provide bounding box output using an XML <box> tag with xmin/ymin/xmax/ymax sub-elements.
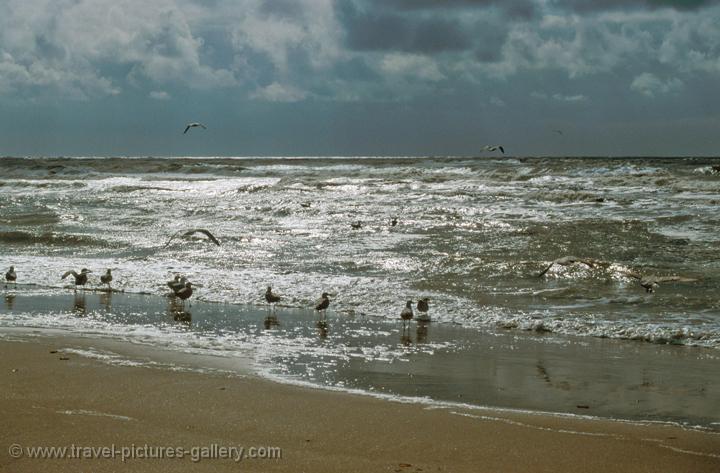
<box><xmin>164</xmin><ymin>229</ymin><xmax>220</xmax><ymax>248</ymax></box>
<box><xmin>537</xmin><ymin>262</ymin><xmax>555</xmax><ymax>278</ymax></box>
<box><xmin>620</xmin><ymin>270</ymin><xmax>642</xmax><ymax>280</ymax></box>
<box><xmin>183</xmin><ymin>125</ymin><xmax>191</xmax><ymax>134</ymax></box>
<box><xmin>654</xmin><ymin>276</ymin><xmax>698</xmax><ymax>283</ymax></box>
<box><xmin>184</xmin><ymin>229</ymin><xmax>220</xmax><ymax>245</ymax></box>
<box><xmin>61</xmin><ymin>270</ymin><xmax>76</xmax><ymax>280</ymax></box>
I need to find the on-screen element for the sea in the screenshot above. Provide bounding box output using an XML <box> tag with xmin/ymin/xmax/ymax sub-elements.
<box><xmin>1</xmin><ymin>156</ymin><xmax>719</xmax><ymax>428</ymax></box>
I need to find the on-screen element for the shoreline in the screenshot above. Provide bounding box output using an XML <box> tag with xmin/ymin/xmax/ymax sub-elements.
<box><xmin>1</xmin><ymin>337</ymin><xmax>719</xmax><ymax>472</ymax></box>
<box><xmin>2</xmin><ymin>327</ymin><xmax>711</xmax><ymax>434</ymax></box>
<box><xmin>2</xmin><ymin>288</ymin><xmax>720</xmax><ymax>430</ymax></box>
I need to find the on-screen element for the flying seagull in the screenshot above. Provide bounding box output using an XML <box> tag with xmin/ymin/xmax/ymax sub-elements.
<box><xmin>621</xmin><ymin>271</ymin><xmax>698</xmax><ymax>293</ymax></box>
<box><xmin>554</xmin><ymin>130</ymin><xmax>563</xmax><ymax>135</ymax></box>
<box><xmin>482</xmin><ymin>145</ymin><xmax>505</xmax><ymax>154</ymax></box>
<box><xmin>61</xmin><ymin>268</ymin><xmax>92</xmax><ymax>290</ymax></box>
<box><xmin>183</xmin><ymin>122</ymin><xmax>207</xmax><ymax>134</ymax></box>
<box><xmin>537</xmin><ymin>256</ymin><xmax>607</xmax><ymax>277</ymax></box>
<box><xmin>164</xmin><ymin>229</ymin><xmax>220</xmax><ymax>248</ymax></box>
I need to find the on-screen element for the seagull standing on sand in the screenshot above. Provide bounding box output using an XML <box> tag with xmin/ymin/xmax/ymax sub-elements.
<box><xmin>61</xmin><ymin>268</ymin><xmax>92</xmax><ymax>290</ymax></box>
<box><xmin>100</xmin><ymin>269</ymin><xmax>113</xmax><ymax>290</ymax></box>
<box><xmin>622</xmin><ymin>271</ymin><xmax>698</xmax><ymax>293</ymax></box>
<box><xmin>265</xmin><ymin>286</ymin><xmax>281</xmax><ymax>311</ymax></box>
<box><xmin>5</xmin><ymin>266</ymin><xmax>16</xmax><ymax>288</ymax></box>
<box><xmin>400</xmin><ymin>300</ymin><xmax>414</xmax><ymax>329</ymax></box>
<box><xmin>482</xmin><ymin>145</ymin><xmax>505</xmax><ymax>154</ymax></box>
<box><xmin>176</xmin><ymin>281</ymin><xmax>193</xmax><ymax>306</ymax></box>
<box><xmin>315</xmin><ymin>292</ymin><xmax>330</xmax><ymax>317</ymax></box>
<box><xmin>416</xmin><ymin>297</ymin><xmax>430</xmax><ymax>322</ymax></box>
<box><xmin>183</xmin><ymin>122</ymin><xmax>207</xmax><ymax>134</ymax></box>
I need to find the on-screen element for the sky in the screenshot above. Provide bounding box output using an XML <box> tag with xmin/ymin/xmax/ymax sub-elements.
<box><xmin>1</xmin><ymin>0</ymin><xmax>720</xmax><ymax>157</ymax></box>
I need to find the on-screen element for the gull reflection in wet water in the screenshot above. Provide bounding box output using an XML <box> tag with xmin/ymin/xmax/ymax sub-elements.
<box><xmin>73</xmin><ymin>292</ymin><xmax>86</xmax><ymax>316</ymax></box>
<box><xmin>167</xmin><ymin>298</ymin><xmax>192</xmax><ymax>325</ymax></box>
<box><xmin>4</xmin><ymin>294</ymin><xmax>15</xmax><ymax>310</ymax></box>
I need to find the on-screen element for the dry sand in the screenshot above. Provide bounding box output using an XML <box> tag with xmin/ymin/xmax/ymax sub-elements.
<box><xmin>0</xmin><ymin>337</ymin><xmax>718</xmax><ymax>473</ymax></box>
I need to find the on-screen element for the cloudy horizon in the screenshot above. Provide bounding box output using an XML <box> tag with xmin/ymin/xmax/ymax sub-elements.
<box><xmin>1</xmin><ymin>0</ymin><xmax>719</xmax><ymax>157</ymax></box>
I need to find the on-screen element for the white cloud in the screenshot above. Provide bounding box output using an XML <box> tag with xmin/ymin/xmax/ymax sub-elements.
<box><xmin>552</xmin><ymin>93</ymin><xmax>587</xmax><ymax>102</ymax></box>
<box><xmin>378</xmin><ymin>53</ymin><xmax>445</xmax><ymax>82</ymax></box>
<box><xmin>630</xmin><ymin>72</ymin><xmax>683</xmax><ymax>96</ymax></box>
<box><xmin>250</xmin><ymin>82</ymin><xmax>306</xmax><ymax>102</ymax></box>
<box><xmin>0</xmin><ymin>0</ymin><xmax>236</xmax><ymax>98</ymax></box>
<box><xmin>149</xmin><ymin>90</ymin><xmax>170</xmax><ymax>100</ymax></box>
<box><xmin>489</xmin><ymin>96</ymin><xmax>506</xmax><ymax>107</ymax></box>
<box><xmin>1</xmin><ymin>0</ymin><xmax>720</xmax><ymax>105</ymax></box>
<box><xmin>531</xmin><ymin>91</ymin><xmax>587</xmax><ymax>102</ymax></box>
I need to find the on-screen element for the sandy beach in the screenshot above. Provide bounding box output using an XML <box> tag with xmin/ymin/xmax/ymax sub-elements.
<box><xmin>1</xmin><ymin>336</ymin><xmax>719</xmax><ymax>473</ymax></box>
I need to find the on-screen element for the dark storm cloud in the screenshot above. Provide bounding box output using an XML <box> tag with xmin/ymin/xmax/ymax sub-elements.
<box><xmin>550</xmin><ymin>0</ymin><xmax>719</xmax><ymax>12</ymax></box>
<box><xmin>258</xmin><ymin>0</ymin><xmax>305</xmax><ymax>19</ymax></box>
<box><xmin>361</xmin><ymin>0</ymin><xmax>537</xmax><ymax>19</ymax></box>
<box><xmin>338</xmin><ymin>3</ymin><xmax>472</xmax><ymax>53</ymax></box>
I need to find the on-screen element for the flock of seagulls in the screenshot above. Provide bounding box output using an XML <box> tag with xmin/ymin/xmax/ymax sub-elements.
<box><xmin>3</xmin><ymin>251</ymin><xmax>700</xmax><ymax>327</ymax></box>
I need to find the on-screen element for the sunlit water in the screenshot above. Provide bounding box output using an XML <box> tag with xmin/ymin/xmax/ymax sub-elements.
<box><xmin>2</xmin><ymin>155</ymin><xmax>720</xmax><ymax>426</ymax></box>
<box><xmin>1</xmin><ymin>156</ymin><xmax>718</xmax><ymax>345</ymax></box>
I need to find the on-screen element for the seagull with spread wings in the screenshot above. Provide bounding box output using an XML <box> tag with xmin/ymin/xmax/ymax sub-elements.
<box><xmin>183</xmin><ymin>122</ymin><xmax>207</xmax><ymax>134</ymax></box>
<box><xmin>482</xmin><ymin>145</ymin><xmax>505</xmax><ymax>154</ymax></box>
<box><xmin>621</xmin><ymin>271</ymin><xmax>698</xmax><ymax>293</ymax></box>
<box><xmin>164</xmin><ymin>229</ymin><xmax>220</xmax><ymax>248</ymax></box>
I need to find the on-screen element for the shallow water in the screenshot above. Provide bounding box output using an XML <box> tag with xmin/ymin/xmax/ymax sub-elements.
<box><xmin>1</xmin><ymin>289</ymin><xmax>719</xmax><ymax>429</ymax></box>
<box><xmin>1</xmin><ymin>156</ymin><xmax>719</xmax><ymax>347</ymax></box>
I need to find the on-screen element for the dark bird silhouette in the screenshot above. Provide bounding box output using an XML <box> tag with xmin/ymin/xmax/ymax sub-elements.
<box><xmin>390</xmin><ymin>218</ymin><xmax>398</xmax><ymax>227</ymax></box>
<box><xmin>416</xmin><ymin>297</ymin><xmax>430</xmax><ymax>322</ymax></box>
<box><xmin>537</xmin><ymin>256</ymin><xmax>606</xmax><ymax>277</ymax></box>
<box><xmin>622</xmin><ymin>271</ymin><xmax>698</xmax><ymax>293</ymax></box>
<box><xmin>350</xmin><ymin>221</ymin><xmax>362</xmax><ymax>230</ymax></box>
<box><xmin>5</xmin><ymin>266</ymin><xmax>16</xmax><ymax>287</ymax></box>
<box><xmin>176</xmin><ymin>281</ymin><xmax>193</xmax><ymax>306</ymax></box>
<box><xmin>100</xmin><ymin>269</ymin><xmax>113</xmax><ymax>289</ymax></box>
<box><xmin>483</xmin><ymin>145</ymin><xmax>504</xmax><ymax>154</ymax></box>
<box><xmin>183</xmin><ymin>122</ymin><xmax>207</xmax><ymax>134</ymax></box>
<box><xmin>400</xmin><ymin>300</ymin><xmax>414</xmax><ymax>329</ymax></box>
<box><xmin>315</xmin><ymin>292</ymin><xmax>330</xmax><ymax>317</ymax></box>
<box><xmin>265</xmin><ymin>286</ymin><xmax>281</xmax><ymax>310</ymax></box>
<box><xmin>164</xmin><ymin>229</ymin><xmax>220</xmax><ymax>248</ymax></box>
<box><xmin>167</xmin><ymin>275</ymin><xmax>187</xmax><ymax>294</ymax></box>
<box><xmin>300</xmin><ymin>202</ymin><xmax>311</xmax><ymax>208</ymax></box>
<box><xmin>61</xmin><ymin>268</ymin><xmax>92</xmax><ymax>290</ymax></box>
<box><xmin>554</xmin><ymin>130</ymin><xmax>563</xmax><ymax>135</ymax></box>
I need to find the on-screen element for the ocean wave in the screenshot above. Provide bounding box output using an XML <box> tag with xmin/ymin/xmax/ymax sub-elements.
<box><xmin>0</xmin><ymin>231</ymin><xmax>107</xmax><ymax>247</ymax></box>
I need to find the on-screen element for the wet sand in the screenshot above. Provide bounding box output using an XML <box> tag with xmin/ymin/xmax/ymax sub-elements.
<box><xmin>1</xmin><ymin>337</ymin><xmax>719</xmax><ymax>472</ymax></box>
<box><xmin>2</xmin><ymin>288</ymin><xmax>720</xmax><ymax>428</ymax></box>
